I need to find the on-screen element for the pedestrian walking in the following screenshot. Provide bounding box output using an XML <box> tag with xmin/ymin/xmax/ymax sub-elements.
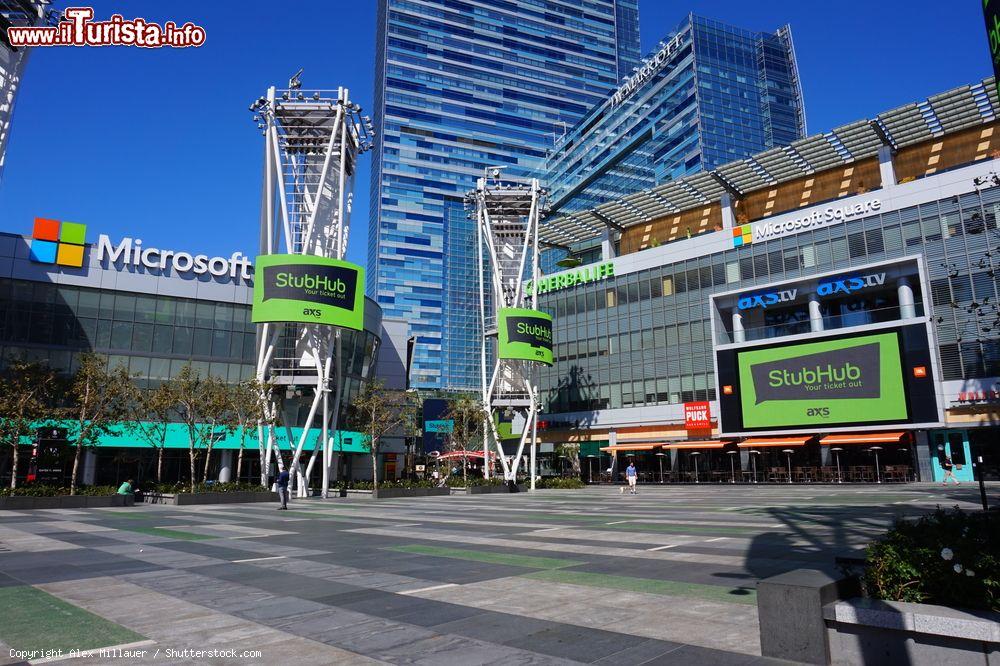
<box><xmin>941</xmin><ymin>456</ymin><xmax>960</xmax><ymax>486</ymax></box>
<box><xmin>276</xmin><ymin>469</ymin><xmax>290</xmax><ymax>509</ymax></box>
<box><xmin>626</xmin><ymin>462</ymin><xmax>638</xmax><ymax>495</ymax></box>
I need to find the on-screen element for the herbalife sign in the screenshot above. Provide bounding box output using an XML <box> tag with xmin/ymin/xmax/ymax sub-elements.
<box><xmin>526</xmin><ymin>261</ymin><xmax>615</xmax><ymax>296</ymax></box>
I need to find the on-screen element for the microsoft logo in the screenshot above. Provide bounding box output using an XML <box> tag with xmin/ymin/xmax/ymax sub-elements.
<box><xmin>29</xmin><ymin>218</ymin><xmax>87</xmax><ymax>268</ymax></box>
<box><xmin>732</xmin><ymin>223</ymin><xmax>753</xmax><ymax>247</ymax></box>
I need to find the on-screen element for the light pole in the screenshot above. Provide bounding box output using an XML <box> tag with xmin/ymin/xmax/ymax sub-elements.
<box><xmin>749</xmin><ymin>450</ymin><xmax>759</xmax><ymax>484</ymax></box>
<box><xmin>830</xmin><ymin>447</ymin><xmax>843</xmax><ymax>483</ymax></box>
<box><xmin>691</xmin><ymin>451</ymin><xmax>701</xmax><ymax>484</ymax></box>
<box><xmin>727</xmin><ymin>450</ymin><xmax>737</xmax><ymax>484</ymax></box>
<box><xmin>656</xmin><ymin>452</ymin><xmax>666</xmax><ymax>483</ymax></box>
<box><xmin>782</xmin><ymin>449</ymin><xmax>794</xmax><ymax>484</ymax></box>
<box><xmin>587</xmin><ymin>454</ymin><xmax>596</xmax><ymax>484</ymax></box>
<box><xmin>869</xmin><ymin>446</ymin><xmax>883</xmax><ymax>483</ymax></box>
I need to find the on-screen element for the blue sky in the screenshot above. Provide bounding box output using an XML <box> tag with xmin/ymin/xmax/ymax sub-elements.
<box><xmin>0</xmin><ymin>1</ymin><xmax>989</xmax><ymax>268</ymax></box>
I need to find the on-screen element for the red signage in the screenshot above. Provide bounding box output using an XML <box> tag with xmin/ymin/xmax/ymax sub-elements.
<box><xmin>684</xmin><ymin>401</ymin><xmax>711</xmax><ymax>429</ymax></box>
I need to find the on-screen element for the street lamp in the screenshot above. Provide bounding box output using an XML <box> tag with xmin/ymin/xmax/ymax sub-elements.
<box><xmin>690</xmin><ymin>451</ymin><xmax>701</xmax><ymax>484</ymax></box>
<box><xmin>656</xmin><ymin>452</ymin><xmax>666</xmax><ymax>484</ymax></box>
<box><xmin>782</xmin><ymin>449</ymin><xmax>795</xmax><ymax>484</ymax></box>
<box><xmin>748</xmin><ymin>450</ymin><xmax>759</xmax><ymax>484</ymax></box>
<box><xmin>869</xmin><ymin>446</ymin><xmax>883</xmax><ymax>483</ymax></box>
<box><xmin>727</xmin><ymin>450</ymin><xmax>738</xmax><ymax>484</ymax></box>
<box><xmin>830</xmin><ymin>447</ymin><xmax>843</xmax><ymax>483</ymax></box>
<box><xmin>587</xmin><ymin>454</ymin><xmax>596</xmax><ymax>484</ymax></box>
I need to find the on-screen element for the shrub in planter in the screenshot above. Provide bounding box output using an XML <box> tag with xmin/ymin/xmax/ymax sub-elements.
<box><xmin>862</xmin><ymin>507</ymin><xmax>999</xmax><ymax>612</ymax></box>
<box><xmin>537</xmin><ymin>477</ymin><xmax>586</xmax><ymax>489</ymax></box>
<box><xmin>0</xmin><ymin>484</ymin><xmax>117</xmax><ymax>497</ymax></box>
<box><xmin>143</xmin><ymin>481</ymin><xmax>263</xmax><ymax>494</ymax></box>
<box><xmin>348</xmin><ymin>479</ymin><xmax>437</xmax><ymax>490</ymax></box>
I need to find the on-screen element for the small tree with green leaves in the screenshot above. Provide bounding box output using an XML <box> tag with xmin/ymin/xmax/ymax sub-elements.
<box><xmin>227</xmin><ymin>378</ymin><xmax>271</xmax><ymax>484</ymax></box>
<box><xmin>162</xmin><ymin>364</ymin><xmax>233</xmax><ymax>491</ymax></box>
<box><xmin>347</xmin><ymin>380</ymin><xmax>418</xmax><ymax>491</ymax></box>
<box><xmin>444</xmin><ymin>394</ymin><xmax>485</xmax><ymax>486</ymax></box>
<box><xmin>65</xmin><ymin>354</ymin><xmax>133</xmax><ymax>494</ymax></box>
<box><xmin>126</xmin><ymin>381</ymin><xmax>175</xmax><ymax>483</ymax></box>
<box><xmin>0</xmin><ymin>360</ymin><xmax>57</xmax><ymax>489</ymax></box>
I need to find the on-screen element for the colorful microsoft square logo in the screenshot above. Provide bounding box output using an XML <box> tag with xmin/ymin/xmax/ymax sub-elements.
<box><xmin>732</xmin><ymin>224</ymin><xmax>753</xmax><ymax>247</ymax></box>
<box><xmin>30</xmin><ymin>218</ymin><xmax>87</xmax><ymax>268</ymax></box>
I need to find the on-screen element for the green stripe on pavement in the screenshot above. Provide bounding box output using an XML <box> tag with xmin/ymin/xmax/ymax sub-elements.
<box><xmin>390</xmin><ymin>544</ymin><xmax>579</xmax><ymax>570</ymax></box>
<box><xmin>0</xmin><ymin>586</ymin><xmax>145</xmax><ymax>653</ymax></box>
<box><xmin>523</xmin><ymin>569</ymin><xmax>757</xmax><ymax>605</ymax></box>
<box><xmin>119</xmin><ymin>526</ymin><xmax>213</xmax><ymax>541</ymax></box>
<box><xmin>603</xmin><ymin>522</ymin><xmax>763</xmax><ymax>536</ymax></box>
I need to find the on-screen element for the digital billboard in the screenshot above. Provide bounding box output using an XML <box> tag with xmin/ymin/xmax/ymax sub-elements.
<box><xmin>737</xmin><ymin>332</ymin><xmax>907</xmax><ymax>429</ymax></box>
<box><xmin>252</xmin><ymin>254</ymin><xmax>365</xmax><ymax>330</ymax></box>
<box><xmin>497</xmin><ymin>308</ymin><xmax>553</xmax><ymax>365</ymax></box>
<box><xmin>716</xmin><ymin>324</ymin><xmax>941</xmax><ymax>434</ymax></box>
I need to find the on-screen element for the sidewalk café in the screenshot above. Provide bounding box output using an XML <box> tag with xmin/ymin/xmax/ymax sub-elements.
<box><xmin>597</xmin><ymin>432</ymin><xmax>915</xmax><ymax>484</ymax></box>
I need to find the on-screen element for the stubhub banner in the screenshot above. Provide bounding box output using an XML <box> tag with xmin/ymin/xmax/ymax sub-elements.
<box><xmin>498</xmin><ymin>308</ymin><xmax>553</xmax><ymax>366</ymax></box>
<box><xmin>252</xmin><ymin>254</ymin><xmax>364</xmax><ymax>330</ymax></box>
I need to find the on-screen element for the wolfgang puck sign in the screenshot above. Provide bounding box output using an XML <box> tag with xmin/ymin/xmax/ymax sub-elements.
<box><xmin>684</xmin><ymin>401</ymin><xmax>711</xmax><ymax>430</ymax></box>
<box><xmin>252</xmin><ymin>254</ymin><xmax>364</xmax><ymax>330</ymax></box>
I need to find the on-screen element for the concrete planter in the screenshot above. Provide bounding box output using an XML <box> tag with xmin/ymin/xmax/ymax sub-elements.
<box><xmin>824</xmin><ymin>598</ymin><xmax>1000</xmax><ymax>665</ymax></box>
<box><xmin>142</xmin><ymin>491</ymin><xmax>277</xmax><ymax>506</ymax></box>
<box><xmin>467</xmin><ymin>484</ymin><xmax>527</xmax><ymax>494</ymax></box>
<box><xmin>371</xmin><ymin>487</ymin><xmax>450</xmax><ymax>499</ymax></box>
<box><xmin>0</xmin><ymin>494</ymin><xmax>133</xmax><ymax>510</ymax></box>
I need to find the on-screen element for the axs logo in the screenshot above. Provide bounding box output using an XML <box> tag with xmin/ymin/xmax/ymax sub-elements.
<box><xmin>806</xmin><ymin>407</ymin><xmax>830</xmax><ymax>418</ymax></box>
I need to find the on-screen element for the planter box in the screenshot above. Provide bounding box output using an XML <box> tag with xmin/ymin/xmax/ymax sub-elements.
<box><xmin>0</xmin><ymin>494</ymin><xmax>133</xmax><ymax>510</ymax></box>
<box><xmin>468</xmin><ymin>484</ymin><xmax>527</xmax><ymax>494</ymax></box>
<box><xmin>372</xmin><ymin>487</ymin><xmax>450</xmax><ymax>499</ymax></box>
<box><xmin>824</xmin><ymin>598</ymin><xmax>1000</xmax><ymax>666</ymax></box>
<box><xmin>142</xmin><ymin>491</ymin><xmax>277</xmax><ymax>506</ymax></box>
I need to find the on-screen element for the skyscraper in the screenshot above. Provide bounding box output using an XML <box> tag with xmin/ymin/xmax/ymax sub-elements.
<box><xmin>369</xmin><ymin>0</ymin><xmax>640</xmax><ymax>390</ymax></box>
<box><xmin>0</xmin><ymin>1</ymin><xmax>48</xmax><ymax>182</ymax></box>
<box><xmin>544</xmin><ymin>14</ymin><xmax>807</xmax><ymax>221</ymax></box>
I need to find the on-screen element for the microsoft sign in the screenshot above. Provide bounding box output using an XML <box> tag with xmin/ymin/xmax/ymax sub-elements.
<box><xmin>746</xmin><ymin>199</ymin><xmax>882</xmax><ymax>244</ymax></box>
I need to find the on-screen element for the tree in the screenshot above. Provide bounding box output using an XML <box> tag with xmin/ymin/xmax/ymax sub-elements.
<box><xmin>444</xmin><ymin>394</ymin><xmax>484</xmax><ymax>486</ymax></box>
<box><xmin>65</xmin><ymin>354</ymin><xmax>132</xmax><ymax>494</ymax></box>
<box><xmin>125</xmin><ymin>381</ymin><xmax>175</xmax><ymax>484</ymax></box>
<box><xmin>162</xmin><ymin>364</ymin><xmax>233</xmax><ymax>492</ymax></box>
<box><xmin>0</xmin><ymin>361</ymin><xmax>57</xmax><ymax>489</ymax></box>
<box><xmin>347</xmin><ymin>380</ymin><xmax>418</xmax><ymax>491</ymax></box>
<box><xmin>556</xmin><ymin>443</ymin><xmax>582</xmax><ymax>477</ymax></box>
<box><xmin>226</xmin><ymin>378</ymin><xmax>271</xmax><ymax>484</ymax></box>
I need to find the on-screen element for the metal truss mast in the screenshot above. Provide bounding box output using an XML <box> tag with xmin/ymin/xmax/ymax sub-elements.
<box><xmin>250</xmin><ymin>77</ymin><xmax>374</xmax><ymax>498</ymax></box>
<box><xmin>470</xmin><ymin>171</ymin><xmax>546</xmax><ymax>488</ymax></box>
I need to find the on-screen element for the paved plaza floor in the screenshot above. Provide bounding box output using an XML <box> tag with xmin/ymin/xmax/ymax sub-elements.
<box><xmin>1</xmin><ymin>483</ymin><xmax>996</xmax><ymax>665</ymax></box>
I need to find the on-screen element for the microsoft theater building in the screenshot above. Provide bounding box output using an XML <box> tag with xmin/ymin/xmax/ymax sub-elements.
<box><xmin>535</xmin><ymin>78</ymin><xmax>1000</xmax><ymax>483</ymax></box>
<box><xmin>0</xmin><ymin>222</ymin><xmax>387</xmax><ymax>487</ymax></box>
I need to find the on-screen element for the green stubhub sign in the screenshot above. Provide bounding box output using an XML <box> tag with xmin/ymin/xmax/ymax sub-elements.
<box><xmin>498</xmin><ymin>308</ymin><xmax>553</xmax><ymax>365</ymax></box>
<box><xmin>252</xmin><ymin>254</ymin><xmax>365</xmax><ymax>330</ymax></box>
<box><xmin>737</xmin><ymin>331</ymin><xmax>908</xmax><ymax>429</ymax></box>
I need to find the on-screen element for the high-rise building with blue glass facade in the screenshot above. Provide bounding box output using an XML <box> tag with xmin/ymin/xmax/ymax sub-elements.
<box><xmin>543</xmin><ymin>14</ymin><xmax>807</xmax><ymax>222</ymax></box>
<box><xmin>369</xmin><ymin>0</ymin><xmax>640</xmax><ymax>390</ymax></box>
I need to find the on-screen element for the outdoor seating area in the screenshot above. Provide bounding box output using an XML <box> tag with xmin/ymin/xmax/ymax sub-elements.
<box><xmin>593</xmin><ymin>432</ymin><xmax>916</xmax><ymax>484</ymax></box>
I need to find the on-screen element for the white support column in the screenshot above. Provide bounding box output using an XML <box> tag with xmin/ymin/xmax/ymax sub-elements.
<box><xmin>601</xmin><ymin>228</ymin><xmax>616</xmax><ymax>261</ymax></box>
<box><xmin>218</xmin><ymin>450</ymin><xmax>233</xmax><ymax>483</ymax></box>
<box><xmin>732</xmin><ymin>309</ymin><xmax>746</xmax><ymax>343</ymax></box>
<box><xmin>878</xmin><ymin>145</ymin><xmax>897</xmax><ymax>188</ymax></box>
<box><xmin>898</xmin><ymin>276</ymin><xmax>916</xmax><ymax>319</ymax></box>
<box><xmin>720</xmin><ymin>192</ymin><xmax>736</xmax><ymax>230</ymax></box>
<box><xmin>808</xmin><ymin>293</ymin><xmax>824</xmax><ymax>333</ymax></box>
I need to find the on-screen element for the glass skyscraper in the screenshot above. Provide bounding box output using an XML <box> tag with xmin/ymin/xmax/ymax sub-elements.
<box><xmin>369</xmin><ymin>0</ymin><xmax>640</xmax><ymax>390</ymax></box>
<box><xmin>544</xmin><ymin>14</ymin><xmax>807</xmax><ymax>220</ymax></box>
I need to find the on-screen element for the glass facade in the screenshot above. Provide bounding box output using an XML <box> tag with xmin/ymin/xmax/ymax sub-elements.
<box><xmin>543</xmin><ymin>14</ymin><xmax>806</xmax><ymax>220</ymax></box>
<box><xmin>369</xmin><ymin>0</ymin><xmax>641</xmax><ymax>390</ymax></box>
<box><xmin>0</xmin><ymin>280</ymin><xmax>382</xmax><ymax>408</ymax></box>
<box><xmin>536</xmin><ymin>188</ymin><xmax>1000</xmax><ymax>415</ymax></box>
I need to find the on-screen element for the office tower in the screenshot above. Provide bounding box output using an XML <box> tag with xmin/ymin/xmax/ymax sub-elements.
<box><xmin>544</xmin><ymin>14</ymin><xmax>807</xmax><ymax>221</ymax></box>
<box><xmin>369</xmin><ymin>0</ymin><xmax>640</xmax><ymax>389</ymax></box>
<box><xmin>0</xmin><ymin>1</ymin><xmax>48</xmax><ymax>181</ymax></box>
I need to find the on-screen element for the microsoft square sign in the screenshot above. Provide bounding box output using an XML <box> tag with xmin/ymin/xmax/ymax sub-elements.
<box><xmin>252</xmin><ymin>254</ymin><xmax>365</xmax><ymax>330</ymax></box>
<box><xmin>30</xmin><ymin>218</ymin><xmax>87</xmax><ymax>268</ymax></box>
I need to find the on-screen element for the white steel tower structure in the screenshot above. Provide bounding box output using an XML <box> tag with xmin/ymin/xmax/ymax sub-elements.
<box><xmin>470</xmin><ymin>171</ymin><xmax>547</xmax><ymax>489</ymax></box>
<box><xmin>250</xmin><ymin>79</ymin><xmax>374</xmax><ymax>498</ymax></box>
